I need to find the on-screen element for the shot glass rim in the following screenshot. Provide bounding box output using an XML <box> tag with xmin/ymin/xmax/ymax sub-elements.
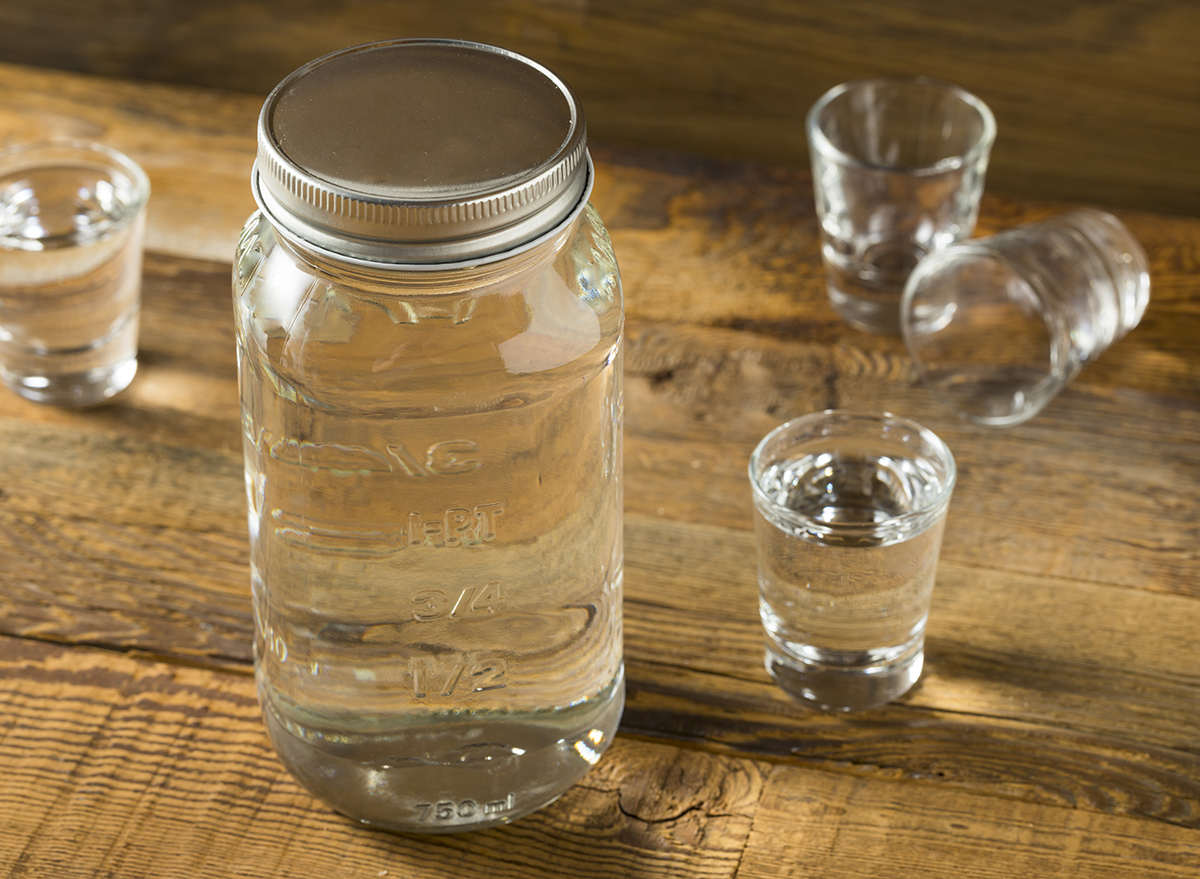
<box><xmin>805</xmin><ymin>76</ymin><xmax>996</xmax><ymax>176</ymax></box>
<box><xmin>900</xmin><ymin>242</ymin><xmax>1075</xmax><ymax>427</ymax></box>
<box><xmin>748</xmin><ymin>409</ymin><xmax>957</xmax><ymax>535</ymax></box>
<box><xmin>0</xmin><ymin>139</ymin><xmax>151</xmax><ymax>221</ymax></box>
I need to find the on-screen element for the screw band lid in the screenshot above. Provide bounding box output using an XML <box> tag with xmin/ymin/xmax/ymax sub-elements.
<box><xmin>254</xmin><ymin>39</ymin><xmax>588</xmax><ymax>264</ymax></box>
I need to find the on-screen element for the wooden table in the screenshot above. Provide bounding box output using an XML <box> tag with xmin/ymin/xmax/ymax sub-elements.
<box><xmin>1</xmin><ymin>62</ymin><xmax>1198</xmax><ymax>878</ymax></box>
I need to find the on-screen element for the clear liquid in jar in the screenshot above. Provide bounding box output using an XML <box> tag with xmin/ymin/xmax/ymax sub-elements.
<box><xmin>235</xmin><ymin>212</ymin><xmax>624</xmax><ymax>832</ymax></box>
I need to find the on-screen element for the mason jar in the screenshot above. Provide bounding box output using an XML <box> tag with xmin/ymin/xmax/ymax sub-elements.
<box><xmin>232</xmin><ymin>40</ymin><xmax>624</xmax><ymax>833</ymax></box>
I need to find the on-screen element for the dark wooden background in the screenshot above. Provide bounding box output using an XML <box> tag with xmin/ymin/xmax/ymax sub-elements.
<box><xmin>0</xmin><ymin>0</ymin><xmax>1197</xmax><ymax>214</ymax></box>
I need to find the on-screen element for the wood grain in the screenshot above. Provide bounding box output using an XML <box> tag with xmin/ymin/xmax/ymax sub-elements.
<box><xmin>4</xmin><ymin>637</ymin><xmax>1197</xmax><ymax>877</ymax></box>
<box><xmin>0</xmin><ymin>63</ymin><xmax>259</xmax><ymax>263</ymax></box>
<box><xmin>620</xmin><ymin>515</ymin><xmax>1200</xmax><ymax>747</ymax></box>
<box><xmin>0</xmin><ymin>636</ymin><xmax>765</xmax><ymax>879</ymax></box>
<box><xmin>0</xmin><ymin>1</ymin><xmax>1197</xmax><ymax>213</ymax></box>
<box><xmin>737</xmin><ymin>765</ymin><xmax>1200</xmax><ymax>878</ymax></box>
<box><xmin>4</xmin><ymin>461</ymin><xmax>1199</xmax><ymax>829</ymax></box>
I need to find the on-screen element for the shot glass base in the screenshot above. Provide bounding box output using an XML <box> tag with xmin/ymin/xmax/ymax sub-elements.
<box><xmin>764</xmin><ymin>637</ymin><xmax>924</xmax><ymax>712</ymax></box>
<box><xmin>2</xmin><ymin>357</ymin><xmax>137</xmax><ymax>408</ymax></box>
<box><xmin>826</xmin><ymin>281</ymin><xmax>902</xmax><ymax>335</ymax></box>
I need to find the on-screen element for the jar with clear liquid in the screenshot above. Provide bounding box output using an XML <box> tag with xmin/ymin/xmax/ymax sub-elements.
<box><xmin>232</xmin><ymin>40</ymin><xmax>624</xmax><ymax>833</ymax></box>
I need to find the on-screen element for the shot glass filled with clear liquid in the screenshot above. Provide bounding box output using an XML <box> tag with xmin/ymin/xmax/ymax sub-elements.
<box><xmin>0</xmin><ymin>141</ymin><xmax>149</xmax><ymax>406</ymax></box>
<box><xmin>749</xmin><ymin>411</ymin><xmax>956</xmax><ymax>711</ymax></box>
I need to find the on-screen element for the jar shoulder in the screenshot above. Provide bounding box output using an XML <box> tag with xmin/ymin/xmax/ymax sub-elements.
<box><xmin>233</xmin><ymin>209</ymin><xmax>622</xmax><ymax>406</ymax></box>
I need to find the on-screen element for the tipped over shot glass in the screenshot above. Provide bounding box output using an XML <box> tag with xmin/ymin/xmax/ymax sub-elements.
<box><xmin>750</xmin><ymin>411</ymin><xmax>956</xmax><ymax>712</ymax></box>
<box><xmin>0</xmin><ymin>141</ymin><xmax>149</xmax><ymax>407</ymax></box>
<box><xmin>807</xmin><ymin>77</ymin><xmax>995</xmax><ymax>335</ymax></box>
<box><xmin>901</xmin><ymin>208</ymin><xmax>1151</xmax><ymax>427</ymax></box>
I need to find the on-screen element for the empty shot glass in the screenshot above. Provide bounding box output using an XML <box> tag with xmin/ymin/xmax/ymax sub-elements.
<box><xmin>749</xmin><ymin>411</ymin><xmax>956</xmax><ymax>712</ymax></box>
<box><xmin>807</xmin><ymin>77</ymin><xmax>995</xmax><ymax>334</ymax></box>
<box><xmin>901</xmin><ymin>208</ymin><xmax>1150</xmax><ymax>427</ymax></box>
<box><xmin>0</xmin><ymin>141</ymin><xmax>150</xmax><ymax>406</ymax></box>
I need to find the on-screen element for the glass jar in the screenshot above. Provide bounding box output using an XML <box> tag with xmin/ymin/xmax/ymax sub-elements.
<box><xmin>232</xmin><ymin>40</ymin><xmax>624</xmax><ymax>833</ymax></box>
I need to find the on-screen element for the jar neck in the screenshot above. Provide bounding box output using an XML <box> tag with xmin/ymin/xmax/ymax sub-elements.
<box><xmin>270</xmin><ymin>213</ymin><xmax>579</xmax><ymax>295</ymax></box>
<box><xmin>255</xmin><ymin>152</ymin><xmax>596</xmax><ymax>295</ymax></box>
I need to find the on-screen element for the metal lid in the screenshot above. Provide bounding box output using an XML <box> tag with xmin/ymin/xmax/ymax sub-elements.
<box><xmin>253</xmin><ymin>39</ymin><xmax>589</xmax><ymax>265</ymax></box>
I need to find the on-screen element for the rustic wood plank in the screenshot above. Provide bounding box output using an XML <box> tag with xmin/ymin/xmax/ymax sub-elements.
<box><xmin>0</xmin><ymin>419</ymin><xmax>242</xmax><ymax>533</ymax></box>
<box><xmin>0</xmin><ymin>507</ymin><xmax>251</xmax><ymax>662</ymax></box>
<box><xmin>0</xmin><ymin>252</ymin><xmax>242</xmax><ymax>453</ymax></box>
<box><xmin>0</xmin><ymin>58</ymin><xmax>1194</xmax><ymax>396</ymax></box>
<box><xmin>3</xmin><ymin>235</ymin><xmax>1190</xmax><ymax>605</ymax></box>
<box><xmin>136</xmin><ymin>252</ymin><xmax>241</xmax><ymax>380</ymax></box>
<box><xmin>3</xmin><ymin>635</ymin><xmax>1196</xmax><ymax>876</ymax></box>
<box><xmin>3</xmin><ymin>316</ymin><xmax>1196</xmax><ymax>666</ymax></box>
<box><xmin>620</xmin><ymin>514</ymin><xmax>1200</xmax><ymax>723</ymax></box>
<box><xmin>591</xmin><ymin>148</ymin><xmax>1200</xmax><ymax>399</ymax></box>
<box><xmin>736</xmin><ymin>765</ymin><xmax>1200</xmax><ymax>878</ymax></box>
<box><xmin>4</xmin><ymin>450</ymin><xmax>1199</xmax><ymax>832</ymax></box>
<box><xmin>0</xmin><ymin>62</ymin><xmax>259</xmax><ymax>263</ymax></box>
<box><xmin>619</xmin><ymin>516</ymin><xmax>1200</xmax><ymax>830</ymax></box>
<box><xmin>623</xmin><ymin>685</ymin><xmax>1200</xmax><ymax>833</ymax></box>
<box><xmin>0</xmin><ymin>636</ymin><xmax>765</xmax><ymax>879</ymax></box>
<box><xmin>0</xmin><ymin>2</ymin><xmax>1197</xmax><ymax>213</ymax></box>
<box><xmin>619</xmin><ymin>316</ymin><xmax>1200</xmax><ymax>596</ymax></box>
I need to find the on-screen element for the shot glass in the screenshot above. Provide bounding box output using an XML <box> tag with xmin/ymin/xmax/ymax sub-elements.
<box><xmin>0</xmin><ymin>141</ymin><xmax>150</xmax><ymax>406</ymax></box>
<box><xmin>901</xmin><ymin>208</ymin><xmax>1150</xmax><ymax>427</ymax></box>
<box><xmin>749</xmin><ymin>411</ymin><xmax>956</xmax><ymax>712</ymax></box>
<box><xmin>807</xmin><ymin>77</ymin><xmax>995</xmax><ymax>334</ymax></box>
